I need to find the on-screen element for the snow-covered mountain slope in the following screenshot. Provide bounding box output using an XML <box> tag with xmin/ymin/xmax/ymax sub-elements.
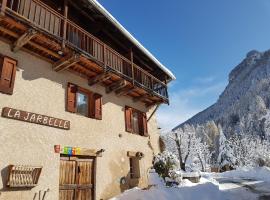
<box><xmin>173</xmin><ymin>50</ymin><xmax>270</xmax><ymax>138</ymax></box>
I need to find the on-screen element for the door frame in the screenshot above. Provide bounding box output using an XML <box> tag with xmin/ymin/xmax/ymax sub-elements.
<box><xmin>59</xmin><ymin>155</ymin><xmax>97</xmax><ymax>200</ymax></box>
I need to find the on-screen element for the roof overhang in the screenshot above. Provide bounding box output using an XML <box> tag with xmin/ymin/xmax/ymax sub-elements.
<box><xmin>87</xmin><ymin>0</ymin><xmax>176</xmax><ymax>82</ymax></box>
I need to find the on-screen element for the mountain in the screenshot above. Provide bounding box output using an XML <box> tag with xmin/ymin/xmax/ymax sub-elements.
<box><xmin>173</xmin><ymin>50</ymin><xmax>270</xmax><ymax>138</ymax></box>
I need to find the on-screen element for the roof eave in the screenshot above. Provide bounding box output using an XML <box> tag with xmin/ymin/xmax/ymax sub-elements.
<box><xmin>87</xmin><ymin>0</ymin><xmax>176</xmax><ymax>81</ymax></box>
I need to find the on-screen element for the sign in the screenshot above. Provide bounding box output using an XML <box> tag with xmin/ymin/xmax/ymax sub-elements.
<box><xmin>2</xmin><ymin>107</ymin><xmax>70</xmax><ymax>130</ymax></box>
<box><xmin>60</xmin><ymin>146</ymin><xmax>100</xmax><ymax>156</ymax></box>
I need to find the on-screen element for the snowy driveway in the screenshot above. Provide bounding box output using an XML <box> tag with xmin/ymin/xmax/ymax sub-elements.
<box><xmin>215</xmin><ymin>177</ymin><xmax>270</xmax><ymax>200</ymax></box>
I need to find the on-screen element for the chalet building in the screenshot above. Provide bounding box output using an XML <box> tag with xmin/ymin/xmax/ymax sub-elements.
<box><xmin>0</xmin><ymin>0</ymin><xmax>175</xmax><ymax>199</ymax></box>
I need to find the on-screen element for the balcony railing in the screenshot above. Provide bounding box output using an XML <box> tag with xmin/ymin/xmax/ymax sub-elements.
<box><xmin>2</xmin><ymin>0</ymin><xmax>168</xmax><ymax>100</ymax></box>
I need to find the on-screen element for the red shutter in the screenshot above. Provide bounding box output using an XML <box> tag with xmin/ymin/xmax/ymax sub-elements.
<box><xmin>125</xmin><ymin>106</ymin><xmax>133</xmax><ymax>132</ymax></box>
<box><xmin>67</xmin><ymin>83</ymin><xmax>77</xmax><ymax>113</ymax></box>
<box><xmin>0</xmin><ymin>56</ymin><xmax>17</xmax><ymax>95</ymax></box>
<box><xmin>139</xmin><ymin>112</ymin><xmax>148</xmax><ymax>136</ymax></box>
<box><xmin>94</xmin><ymin>93</ymin><xmax>102</xmax><ymax>120</ymax></box>
<box><xmin>142</xmin><ymin>113</ymin><xmax>148</xmax><ymax>137</ymax></box>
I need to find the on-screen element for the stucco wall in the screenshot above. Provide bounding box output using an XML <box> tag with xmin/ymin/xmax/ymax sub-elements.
<box><xmin>0</xmin><ymin>40</ymin><xmax>161</xmax><ymax>200</ymax></box>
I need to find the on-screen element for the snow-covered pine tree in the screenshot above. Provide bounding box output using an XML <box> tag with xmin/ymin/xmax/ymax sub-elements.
<box><xmin>217</xmin><ymin>125</ymin><xmax>235</xmax><ymax>168</ymax></box>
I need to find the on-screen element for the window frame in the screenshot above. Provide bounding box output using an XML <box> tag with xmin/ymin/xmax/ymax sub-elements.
<box><xmin>125</xmin><ymin>106</ymin><xmax>148</xmax><ymax>137</ymax></box>
<box><xmin>67</xmin><ymin>83</ymin><xmax>102</xmax><ymax>120</ymax></box>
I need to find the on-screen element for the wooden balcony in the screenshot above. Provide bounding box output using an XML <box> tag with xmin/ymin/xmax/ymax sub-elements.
<box><xmin>0</xmin><ymin>0</ymin><xmax>169</xmax><ymax>106</ymax></box>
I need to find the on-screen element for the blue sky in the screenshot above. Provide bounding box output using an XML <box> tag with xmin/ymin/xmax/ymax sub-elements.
<box><xmin>98</xmin><ymin>0</ymin><xmax>270</xmax><ymax>132</ymax></box>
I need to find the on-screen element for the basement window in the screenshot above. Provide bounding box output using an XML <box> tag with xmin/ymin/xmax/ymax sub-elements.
<box><xmin>129</xmin><ymin>157</ymin><xmax>140</xmax><ymax>179</ymax></box>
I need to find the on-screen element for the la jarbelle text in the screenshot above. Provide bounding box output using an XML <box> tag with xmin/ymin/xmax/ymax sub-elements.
<box><xmin>2</xmin><ymin>107</ymin><xmax>70</xmax><ymax>130</ymax></box>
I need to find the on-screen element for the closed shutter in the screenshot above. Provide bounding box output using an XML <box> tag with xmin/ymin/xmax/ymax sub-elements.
<box><xmin>125</xmin><ymin>106</ymin><xmax>133</xmax><ymax>132</ymax></box>
<box><xmin>59</xmin><ymin>159</ymin><xmax>76</xmax><ymax>200</ymax></box>
<box><xmin>93</xmin><ymin>93</ymin><xmax>102</xmax><ymax>120</ymax></box>
<box><xmin>138</xmin><ymin>112</ymin><xmax>148</xmax><ymax>136</ymax></box>
<box><xmin>142</xmin><ymin>113</ymin><xmax>148</xmax><ymax>137</ymax></box>
<box><xmin>67</xmin><ymin>83</ymin><xmax>77</xmax><ymax>113</ymax></box>
<box><xmin>0</xmin><ymin>56</ymin><xmax>17</xmax><ymax>95</ymax></box>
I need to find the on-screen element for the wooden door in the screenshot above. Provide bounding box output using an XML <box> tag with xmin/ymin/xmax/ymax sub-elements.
<box><xmin>59</xmin><ymin>156</ymin><xmax>95</xmax><ymax>200</ymax></box>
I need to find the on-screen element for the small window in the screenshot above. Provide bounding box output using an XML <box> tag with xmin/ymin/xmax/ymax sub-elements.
<box><xmin>0</xmin><ymin>55</ymin><xmax>17</xmax><ymax>95</ymax></box>
<box><xmin>125</xmin><ymin>106</ymin><xmax>148</xmax><ymax>136</ymax></box>
<box><xmin>67</xmin><ymin>83</ymin><xmax>102</xmax><ymax>120</ymax></box>
<box><xmin>132</xmin><ymin>111</ymin><xmax>139</xmax><ymax>134</ymax></box>
<box><xmin>130</xmin><ymin>157</ymin><xmax>140</xmax><ymax>179</ymax></box>
<box><xmin>76</xmin><ymin>91</ymin><xmax>89</xmax><ymax>117</ymax></box>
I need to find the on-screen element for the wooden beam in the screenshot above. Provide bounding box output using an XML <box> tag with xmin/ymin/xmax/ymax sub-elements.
<box><xmin>0</xmin><ymin>26</ymin><xmax>60</xmax><ymax>59</ymax></box>
<box><xmin>61</xmin><ymin>0</ymin><xmax>68</xmax><ymax>49</ymax></box>
<box><xmin>12</xmin><ymin>29</ymin><xmax>37</xmax><ymax>52</ymax></box>
<box><xmin>88</xmin><ymin>72</ymin><xmax>110</xmax><ymax>86</ymax></box>
<box><xmin>106</xmin><ymin>80</ymin><xmax>126</xmax><ymax>93</ymax></box>
<box><xmin>133</xmin><ymin>94</ymin><xmax>149</xmax><ymax>103</ymax></box>
<box><xmin>115</xmin><ymin>86</ymin><xmax>135</xmax><ymax>96</ymax></box>
<box><xmin>53</xmin><ymin>53</ymin><xmax>81</xmax><ymax>72</ymax></box>
<box><xmin>0</xmin><ymin>0</ymin><xmax>7</xmax><ymax>16</ymax></box>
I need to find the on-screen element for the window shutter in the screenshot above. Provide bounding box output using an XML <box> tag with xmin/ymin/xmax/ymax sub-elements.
<box><xmin>67</xmin><ymin>83</ymin><xmax>77</xmax><ymax>113</ymax></box>
<box><xmin>142</xmin><ymin>113</ymin><xmax>148</xmax><ymax>137</ymax></box>
<box><xmin>139</xmin><ymin>112</ymin><xmax>148</xmax><ymax>136</ymax></box>
<box><xmin>0</xmin><ymin>56</ymin><xmax>17</xmax><ymax>95</ymax></box>
<box><xmin>125</xmin><ymin>106</ymin><xmax>133</xmax><ymax>132</ymax></box>
<box><xmin>93</xmin><ymin>93</ymin><xmax>102</xmax><ymax>120</ymax></box>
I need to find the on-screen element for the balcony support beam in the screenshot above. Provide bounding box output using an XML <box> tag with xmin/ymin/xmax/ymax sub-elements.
<box><xmin>133</xmin><ymin>94</ymin><xmax>149</xmax><ymax>103</ymax></box>
<box><xmin>88</xmin><ymin>72</ymin><xmax>110</xmax><ymax>86</ymax></box>
<box><xmin>115</xmin><ymin>86</ymin><xmax>135</xmax><ymax>96</ymax></box>
<box><xmin>53</xmin><ymin>53</ymin><xmax>81</xmax><ymax>72</ymax></box>
<box><xmin>12</xmin><ymin>29</ymin><xmax>37</xmax><ymax>52</ymax></box>
<box><xmin>106</xmin><ymin>80</ymin><xmax>126</xmax><ymax>93</ymax></box>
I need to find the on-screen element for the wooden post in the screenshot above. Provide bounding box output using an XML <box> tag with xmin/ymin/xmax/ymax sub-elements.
<box><xmin>0</xmin><ymin>0</ymin><xmax>7</xmax><ymax>17</ymax></box>
<box><xmin>131</xmin><ymin>49</ymin><xmax>135</xmax><ymax>85</ymax></box>
<box><xmin>103</xmin><ymin>44</ymin><xmax>107</xmax><ymax>69</ymax></box>
<box><xmin>61</xmin><ymin>0</ymin><xmax>68</xmax><ymax>49</ymax></box>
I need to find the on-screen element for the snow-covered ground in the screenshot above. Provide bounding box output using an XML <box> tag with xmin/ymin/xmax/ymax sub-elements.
<box><xmin>110</xmin><ymin>167</ymin><xmax>270</xmax><ymax>200</ymax></box>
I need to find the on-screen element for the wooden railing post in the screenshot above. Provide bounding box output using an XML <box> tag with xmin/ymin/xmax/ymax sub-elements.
<box><xmin>131</xmin><ymin>49</ymin><xmax>135</xmax><ymax>85</ymax></box>
<box><xmin>1</xmin><ymin>0</ymin><xmax>7</xmax><ymax>17</ymax></box>
<box><xmin>103</xmin><ymin>44</ymin><xmax>107</xmax><ymax>69</ymax></box>
<box><xmin>61</xmin><ymin>0</ymin><xmax>68</xmax><ymax>49</ymax></box>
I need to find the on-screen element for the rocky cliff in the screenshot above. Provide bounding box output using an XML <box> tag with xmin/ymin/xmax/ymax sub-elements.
<box><xmin>173</xmin><ymin>50</ymin><xmax>270</xmax><ymax>138</ymax></box>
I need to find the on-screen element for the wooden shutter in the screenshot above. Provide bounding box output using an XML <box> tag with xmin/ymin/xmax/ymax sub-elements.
<box><xmin>93</xmin><ymin>93</ymin><xmax>102</xmax><ymax>120</ymax></box>
<box><xmin>59</xmin><ymin>159</ymin><xmax>76</xmax><ymax>200</ymax></box>
<box><xmin>67</xmin><ymin>83</ymin><xmax>77</xmax><ymax>113</ymax></box>
<box><xmin>125</xmin><ymin>106</ymin><xmax>133</xmax><ymax>132</ymax></box>
<box><xmin>76</xmin><ymin>160</ymin><xmax>93</xmax><ymax>200</ymax></box>
<box><xmin>0</xmin><ymin>56</ymin><xmax>17</xmax><ymax>95</ymax></box>
<box><xmin>142</xmin><ymin>113</ymin><xmax>148</xmax><ymax>137</ymax></box>
<box><xmin>139</xmin><ymin>112</ymin><xmax>148</xmax><ymax>136</ymax></box>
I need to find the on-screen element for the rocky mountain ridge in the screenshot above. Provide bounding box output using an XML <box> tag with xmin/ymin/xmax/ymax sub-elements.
<box><xmin>173</xmin><ymin>49</ymin><xmax>270</xmax><ymax>138</ymax></box>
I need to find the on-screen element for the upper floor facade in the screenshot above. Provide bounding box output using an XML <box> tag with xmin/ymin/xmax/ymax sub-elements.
<box><xmin>0</xmin><ymin>0</ymin><xmax>175</xmax><ymax>107</ymax></box>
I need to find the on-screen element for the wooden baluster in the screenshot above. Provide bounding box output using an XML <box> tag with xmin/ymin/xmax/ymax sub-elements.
<box><xmin>1</xmin><ymin>0</ymin><xmax>7</xmax><ymax>16</ymax></box>
<box><xmin>61</xmin><ymin>0</ymin><xmax>68</xmax><ymax>49</ymax></box>
<box><xmin>131</xmin><ymin>50</ymin><xmax>134</xmax><ymax>85</ymax></box>
<box><xmin>103</xmin><ymin>44</ymin><xmax>107</xmax><ymax>68</ymax></box>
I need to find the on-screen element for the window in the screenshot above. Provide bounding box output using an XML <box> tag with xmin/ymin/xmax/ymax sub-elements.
<box><xmin>129</xmin><ymin>157</ymin><xmax>140</xmax><ymax>179</ymax></box>
<box><xmin>0</xmin><ymin>55</ymin><xmax>17</xmax><ymax>95</ymax></box>
<box><xmin>67</xmin><ymin>83</ymin><xmax>102</xmax><ymax>120</ymax></box>
<box><xmin>77</xmin><ymin>91</ymin><xmax>89</xmax><ymax>117</ymax></box>
<box><xmin>125</xmin><ymin>106</ymin><xmax>148</xmax><ymax>136</ymax></box>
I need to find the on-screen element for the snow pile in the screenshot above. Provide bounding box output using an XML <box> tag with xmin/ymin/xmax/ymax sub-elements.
<box><xmin>220</xmin><ymin>167</ymin><xmax>270</xmax><ymax>182</ymax></box>
<box><xmin>110</xmin><ymin>172</ymin><xmax>220</xmax><ymax>200</ymax></box>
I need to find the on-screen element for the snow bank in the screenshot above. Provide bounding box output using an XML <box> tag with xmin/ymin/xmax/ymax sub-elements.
<box><xmin>220</xmin><ymin>167</ymin><xmax>270</xmax><ymax>182</ymax></box>
<box><xmin>110</xmin><ymin>172</ymin><xmax>221</xmax><ymax>200</ymax></box>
